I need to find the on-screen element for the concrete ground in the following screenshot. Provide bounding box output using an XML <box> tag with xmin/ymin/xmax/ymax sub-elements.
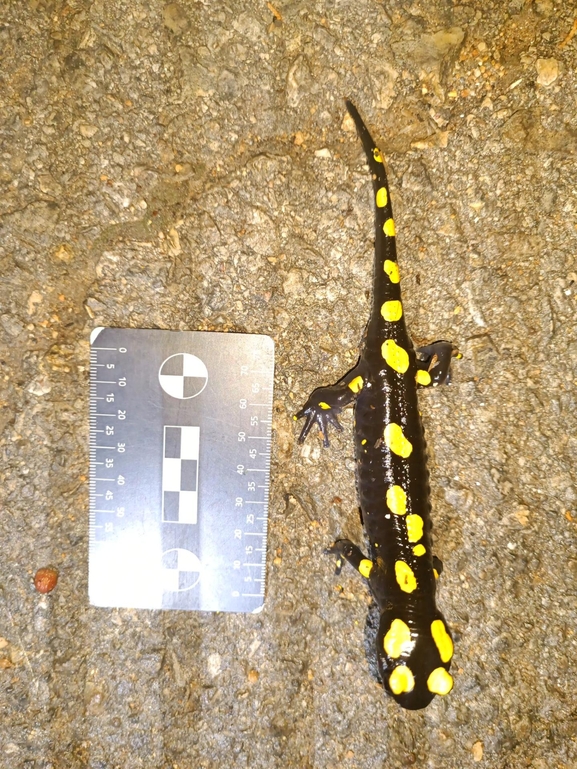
<box><xmin>2</xmin><ymin>0</ymin><xmax>577</xmax><ymax>767</ymax></box>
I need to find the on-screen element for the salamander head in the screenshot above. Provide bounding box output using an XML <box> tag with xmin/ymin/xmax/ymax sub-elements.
<box><xmin>377</xmin><ymin>609</ymin><xmax>454</xmax><ymax>710</ymax></box>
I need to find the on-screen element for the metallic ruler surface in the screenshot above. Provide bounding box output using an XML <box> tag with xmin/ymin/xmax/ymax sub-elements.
<box><xmin>89</xmin><ymin>328</ymin><xmax>274</xmax><ymax>613</ymax></box>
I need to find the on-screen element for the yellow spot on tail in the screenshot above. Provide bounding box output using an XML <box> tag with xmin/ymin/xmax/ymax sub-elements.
<box><xmin>413</xmin><ymin>544</ymin><xmax>426</xmax><ymax>556</ymax></box>
<box><xmin>395</xmin><ymin>560</ymin><xmax>417</xmax><ymax>593</ymax></box>
<box><xmin>384</xmin><ymin>619</ymin><xmax>413</xmax><ymax>658</ymax></box>
<box><xmin>359</xmin><ymin>559</ymin><xmax>373</xmax><ymax>578</ymax></box>
<box><xmin>427</xmin><ymin>667</ymin><xmax>453</xmax><ymax>695</ymax></box>
<box><xmin>431</xmin><ymin>620</ymin><xmax>453</xmax><ymax>663</ymax></box>
<box><xmin>384</xmin><ymin>423</ymin><xmax>413</xmax><ymax>458</ymax></box>
<box><xmin>348</xmin><ymin>375</ymin><xmax>364</xmax><ymax>393</ymax></box>
<box><xmin>318</xmin><ymin>402</ymin><xmax>330</xmax><ymax>410</ymax></box>
<box><xmin>376</xmin><ymin>187</ymin><xmax>388</xmax><ymax>208</ymax></box>
<box><xmin>383</xmin><ymin>218</ymin><xmax>396</xmax><ymax>237</ymax></box>
<box><xmin>384</xmin><ymin>260</ymin><xmax>400</xmax><ymax>283</ymax></box>
<box><xmin>415</xmin><ymin>369</ymin><xmax>432</xmax><ymax>386</ymax></box>
<box><xmin>382</xmin><ymin>339</ymin><xmax>409</xmax><ymax>374</ymax></box>
<box><xmin>386</xmin><ymin>485</ymin><xmax>407</xmax><ymax>516</ymax></box>
<box><xmin>406</xmin><ymin>514</ymin><xmax>424</xmax><ymax>543</ymax></box>
<box><xmin>389</xmin><ymin>665</ymin><xmax>415</xmax><ymax>695</ymax></box>
<box><xmin>381</xmin><ymin>300</ymin><xmax>403</xmax><ymax>322</ymax></box>
<box><xmin>373</xmin><ymin>148</ymin><xmax>383</xmax><ymax>163</ymax></box>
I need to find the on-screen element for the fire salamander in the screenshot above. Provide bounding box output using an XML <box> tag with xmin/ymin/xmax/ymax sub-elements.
<box><xmin>295</xmin><ymin>101</ymin><xmax>460</xmax><ymax>710</ymax></box>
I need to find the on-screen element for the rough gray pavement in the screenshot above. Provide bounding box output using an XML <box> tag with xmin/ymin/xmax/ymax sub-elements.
<box><xmin>1</xmin><ymin>1</ymin><xmax>577</xmax><ymax>767</ymax></box>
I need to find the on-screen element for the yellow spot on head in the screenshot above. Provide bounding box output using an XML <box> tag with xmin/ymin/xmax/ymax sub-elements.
<box><xmin>382</xmin><ymin>339</ymin><xmax>409</xmax><ymax>374</ymax></box>
<box><xmin>395</xmin><ymin>560</ymin><xmax>417</xmax><ymax>593</ymax></box>
<box><xmin>384</xmin><ymin>423</ymin><xmax>413</xmax><ymax>458</ymax></box>
<box><xmin>386</xmin><ymin>485</ymin><xmax>407</xmax><ymax>516</ymax></box>
<box><xmin>406</xmin><ymin>514</ymin><xmax>424</xmax><ymax>543</ymax></box>
<box><xmin>415</xmin><ymin>369</ymin><xmax>432</xmax><ymax>386</ymax></box>
<box><xmin>389</xmin><ymin>665</ymin><xmax>415</xmax><ymax>695</ymax></box>
<box><xmin>384</xmin><ymin>259</ymin><xmax>400</xmax><ymax>283</ymax></box>
<box><xmin>413</xmin><ymin>544</ymin><xmax>426</xmax><ymax>556</ymax></box>
<box><xmin>373</xmin><ymin>148</ymin><xmax>383</xmax><ymax>163</ymax></box>
<box><xmin>384</xmin><ymin>618</ymin><xmax>413</xmax><ymax>658</ymax></box>
<box><xmin>376</xmin><ymin>187</ymin><xmax>388</xmax><ymax>208</ymax></box>
<box><xmin>318</xmin><ymin>402</ymin><xmax>331</xmax><ymax>410</ymax></box>
<box><xmin>427</xmin><ymin>667</ymin><xmax>453</xmax><ymax>695</ymax></box>
<box><xmin>383</xmin><ymin>218</ymin><xmax>396</xmax><ymax>237</ymax></box>
<box><xmin>381</xmin><ymin>300</ymin><xmax>403</xmax><ymax>322</ymax></box>
<box><xmin>431</xmin><ymin>620</ymin><xmax>453</xmax><ymax>663</ymax></box>
<box><xmin>359</xmin><ymin>559</ymin><xmax>373</xmax><ymax>578</ymax></box>
<box><xmin>348</xmin><ymin>375</ymin><xmax>364</xmax><ymax>393</ymax></box>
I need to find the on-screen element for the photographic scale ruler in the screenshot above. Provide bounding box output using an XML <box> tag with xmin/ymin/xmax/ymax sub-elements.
<box><xmin>88</xmin><ymin>328</ymin><xmax>275</xmax><ymax>613</ymax></box>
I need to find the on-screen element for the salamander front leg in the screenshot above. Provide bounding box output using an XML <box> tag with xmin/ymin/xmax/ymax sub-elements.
<box><xmin>415</xmin><ymin>341</ymin><xmax>461</xmax><ymax>387</ymax></box>
<box><xmin>326</xmin><ymin>539</ymin><xmax>374</xmax><ymax>580</ymax></box>
<box><xmin>295</xmin><ymin>366</ymin><xmax>366</xmax><ymax>447</ymax></box>
<box><xmin>433</xmin><ymin>555</ymin><xmax>443</xmax><ymax>579</ymax></box>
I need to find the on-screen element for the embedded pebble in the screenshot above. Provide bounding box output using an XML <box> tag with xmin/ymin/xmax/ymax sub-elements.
<box><xmin>535</xmin><ymin>58</ymin><xmax>559</xmax><ymax>86</ymax></box>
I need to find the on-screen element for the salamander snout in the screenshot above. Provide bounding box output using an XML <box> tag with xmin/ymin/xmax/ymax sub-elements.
<box><xmin>376</xmin><ymin>610</ymin><xmax>454</xmax><ymax>710</ymax></box>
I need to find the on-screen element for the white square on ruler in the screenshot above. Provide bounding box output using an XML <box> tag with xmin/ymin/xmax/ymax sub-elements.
<box><xmin>162</xmin><ymin>458</ymin><xmax>181</xmax><ymax>492</ymax></box>
<box><xmin>180</xmin><ymin>426</ymin><xmax>199</xmax><ymax>460</ymax></box>
<box><xmin>178</xmin><ymin>490</ymin><xmax>197</xmax><ymax>524</ymax></box>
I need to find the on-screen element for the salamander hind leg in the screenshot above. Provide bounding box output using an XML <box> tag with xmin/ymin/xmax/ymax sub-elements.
<box><xmin>415</xmin><ymin>341</ymin><xmax>461</xmax><ymax>387</ymax></box>
<box><xmin>295</xmin><ymin>365</ymin><xmax>366</xmax><ymax>447</ymax></box>
<box><xmin>326</xmin><ymin>539</ymin><xmax>374</xmax><ymax>579</ymax></box>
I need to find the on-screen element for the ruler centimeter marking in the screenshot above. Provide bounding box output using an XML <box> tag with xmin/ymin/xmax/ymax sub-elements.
<box><xmin>89</xmin><ymin>328</ymin><xmax>274</xmax><ymax>613</ymax></box>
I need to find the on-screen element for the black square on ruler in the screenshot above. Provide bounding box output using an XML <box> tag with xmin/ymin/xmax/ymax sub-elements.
<box><xmin>165</xmin><ymin>427</ymin><xmax>181</xmax><ymax>458</ymax></box>
<box><xmin>183</xmin><ymin>376</ymin><xmax>206</xmax><ymax>398</ymax></box>
<box><xmin>163</xmin><ymin>491</ymin><xmax>180</xmax><ymax>521</ymax></box>
<box><xmin>163</xmin><ymin>548</ymin><xmax>178</xmax><ymax>569</ymax></box>
<box><xmin>180</xmin><ymin>459</ymin><xmax>197</xmax><ymax>491</ymax></box>
<box><xmin>162</xmin><ymin>356</ymin><xmax>184</xmax><ymax>375</ymax></box>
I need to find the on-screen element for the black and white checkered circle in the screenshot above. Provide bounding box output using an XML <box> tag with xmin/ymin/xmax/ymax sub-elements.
<box><xmin>158</xmin><ymin>353</ymin><xmax>208</xmax><ymax>399</ymax></box>
<box><xmin>162</xmin><ymin>548</ymin><xmax>202</xmax><ymax>592</ymax></box>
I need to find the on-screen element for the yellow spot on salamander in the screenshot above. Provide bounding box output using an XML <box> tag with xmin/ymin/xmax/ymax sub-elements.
<box><xmin>318</xmin><ymin>402</ymin><xmax>331</xmax><ymax>410</ymax></box>
<box><xmin>395</xmin><ymin>560</ymin><xmax>417</xmax><ymax>593</ymax></box>
<box><xmin>382</xmin><ymin>339</ymin><xmax>409</xmax><ymax>374</ymax></box>
<box><xmin>384</xmin><ymin>423</ymin><xmax>413</xmax><ymax>458</ymax></box>
<box><xmin>383</xmin><ymin>218</ymin><xmax>396</xmax><ymax>237</ymax></box>
<box><xmin>384</xmin><ymin>618</ymin><xmax>413</xmax><ymax>658</ymax></box>
<box><xmin>427</xmin><ymin>667</ymin><xmax>453</xmax><ymax>696</ymax></box>
<box><xmin>431</xmin><ymin>620</ymin><xmax>453</xmax><ymax>663</ymax></box>
<box><xmin>359</xmin><ymin>559</ymin><xmax>373</xmax><ymax>578</ymax></box>
<box><xmin>386</xmin><ymin>485</ymin><xmax>407</xmax><ymax>516</ymax></box>
<box><xmin>415</xmin><ymin>369</ymin><xmax>432</xmax><ymax>386</ymax></box>
<box><xmin>376</xmin><ymin>187</ymin><xmax>388</xmax><ymax>208</ymax></box>
<box><xmin>348</xmin><ymin>375</ymin><xmax>364</xmax><ymax>393</ymax></box>
<box><xmin>373</xmin><ymin>148</ymin><xmax>383</xmax><ymax>163</ymax></box>
<box><xmin>381</xmin><ymin>300</ymin><xmax>403</xmax><ymax>322</ymax></box>
<box><xmin>384</xmin><ymin>259</ymin><xmax>400</xmax><ymax>283</ymax></box>
<box><xmin>361</xmin><ymin>439</ymin><xmax>367</xmax><ymax>445</ymax></box>
<box><xmin>389</xmin><ymin>665</ymin><xmax>415</xmax><ymax>695</ymax></box>
<box><xmin>406</xmin><ymin>514</ymin><xmax>424</xmax><ymax>543</ymax></box>
<box><xmin>413</xmin><ymin>544</ymin><xmax>426</xmax><ymax>556</ymax></box>
<box><xmin>433</xmin><ymin>568</ymin><xmax>439</xmax><ymax>579</ymax></box>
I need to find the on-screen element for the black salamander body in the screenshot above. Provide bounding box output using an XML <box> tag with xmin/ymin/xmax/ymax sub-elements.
<box><xmin>296</xmin><ymin>101</ymin><xmax>459</xmax><ymax>710</ymax></box>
